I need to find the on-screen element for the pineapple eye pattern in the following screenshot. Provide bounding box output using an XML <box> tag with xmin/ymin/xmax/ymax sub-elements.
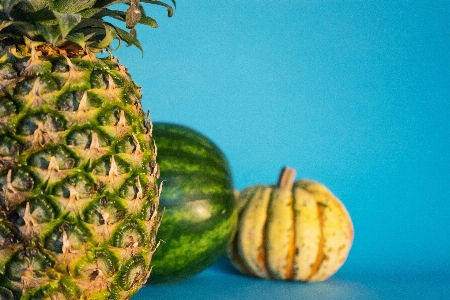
<box><xmin>0</xmin><ymin>0</ymin><xmax>173</xmax><ymax>297</ymax></box>
<box><xmin>16</xmin><ymin>196</ymin><xmax>57</xmax><ymax>226</ymax></box>
<box><xmin>57</xmin><ymin>91</ymin><xmax>83</xmax><ymax>112</ymax></box>
<box><xmin>115</xmin><ymin>134</ymin><xmax>141</xmax><ymax>154</ymax></box>
<box><xmin>82</xmin><ymin>196</ymin><xmax>126</xmax><ymax>226</ymax></box>
<box><xmin>118</xmin><ymin>174</ymin><xmax>148</xmax><ymax>201</ymax></box>
<box><xmin>1</xmin><ymin>168</ymin><xmax>35</xmax><ymax>193</ymax></box>
<box><xmin>97</xmin><ymin>106</ymin><xmax>130</xmax><ymax>126</ymax></box>
<box><xmin>111</xmin><ymin>219</ymin><xmax>147</xmax><ymax>248</ymax></box>
<box><xmin>14</xmin><ymin>75</ymin><xmax>59</xmax><ymax>98</ymax></box>
<box><xmin>27</xmin><ymin>145</ymin><xmax>79</xmax><ymax>171</ymax></box>
<box><xmin>0</xmin><ymin>135</ymin><xmax>22</xmax><ymax>170</ymax></box>
<box><xmin>0</xmin><ymin>98</ymin><xmax>17</xmax><ymax>118</ymax></box>
<box><xmin>44</xmin><ymin>221</ymin><xmax>89</xmax><ymax>254</ymax></box>
<box><xmin>66</xmin><ymin>127</ymin><xmax>111</xmax><ymax>149</ymax></box>
<box><xmin>74</xmin><ymin>248</ymin><xmax>119</xmax><ymax>281</ymax></box>
<box><xmin>116</xmin><ymin>255</ymin><xmax>148</xmax><ymax>291</ymax></box>
<box><xmin>91</xmin><ymin>154</ymin><xmax>131</xmax><ymax>178</ymax></box>
<box><xmin>17</xmin><ymin>112</ymin><xmax>66</xmax><ymax>136</ymax></box>
<box><xmin>52</xmin><ymin>173</ymin><xmax>98</xmax><ymax>199</ymax></box>
<box><xmin>4</xmin><ymin>247</ymin><xmax>53</xmax><ymax>283</ymax></box>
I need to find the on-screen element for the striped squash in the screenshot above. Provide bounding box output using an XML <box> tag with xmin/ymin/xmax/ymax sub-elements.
<box><xmin>147</xmin><ymin>123</ymin><xmax>237</xmax><ymax>283</ymax></box>
<box><xmin>228</xmin><ymin>167</ymin><xmax>353</xmax><ymax>281</ymax></box>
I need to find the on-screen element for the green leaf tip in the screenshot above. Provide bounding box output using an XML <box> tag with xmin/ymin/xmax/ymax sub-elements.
<box><xmin>0</xmin><ymin>0</ymin><xmax>175</xmax><ymax>52</ymax></box>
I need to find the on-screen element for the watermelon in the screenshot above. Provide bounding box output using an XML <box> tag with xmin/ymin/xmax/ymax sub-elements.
<box><xmin>146</xmin><ymin>122</ymin><xmax>237</xmax><ymax>283</ymax></box>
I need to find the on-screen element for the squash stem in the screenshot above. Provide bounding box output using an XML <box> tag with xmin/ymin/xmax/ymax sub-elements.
<box><xmin>277</xmin><ymin>167</ymin><xmax>296</xmax><ymax>190</ymax></box>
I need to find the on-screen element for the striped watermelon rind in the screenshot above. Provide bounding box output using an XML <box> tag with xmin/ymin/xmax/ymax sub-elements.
<box><xmin>147</xmin><ymin>123</ymin><xmax>237</xmax><ymax>283</ymax></box>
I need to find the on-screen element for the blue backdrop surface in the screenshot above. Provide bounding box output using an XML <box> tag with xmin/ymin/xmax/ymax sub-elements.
<box><xmin>113</xmin><ymin>1</ymin><xmax>450</xmax><ymax>298</ymax></box>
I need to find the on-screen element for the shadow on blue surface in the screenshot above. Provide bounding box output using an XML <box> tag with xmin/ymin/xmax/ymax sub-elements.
<box><xmin>137</xmin><ymin>256</ymin><xmax>450</xmax><ymax>300</ymax></box>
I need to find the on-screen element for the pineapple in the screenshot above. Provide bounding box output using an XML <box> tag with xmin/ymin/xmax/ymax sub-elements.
<box><xmin>0</xmin><ymin>0</ymin><xmax>174</xmax><ymax>299</ymax></box>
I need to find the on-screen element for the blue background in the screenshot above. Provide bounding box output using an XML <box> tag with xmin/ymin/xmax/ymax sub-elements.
<box><xmin>114</xmin><ymin>1</ymin><xmax>450</xmax><ymax>299</ymax></box>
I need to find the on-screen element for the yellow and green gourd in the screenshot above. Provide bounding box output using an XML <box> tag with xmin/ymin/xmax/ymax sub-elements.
<box><xmin>228</xmin><ymin>167</ymin><xmax>353</xmax><ymax>281</ymax></box>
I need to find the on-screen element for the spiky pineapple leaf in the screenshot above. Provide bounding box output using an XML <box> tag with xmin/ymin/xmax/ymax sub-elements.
<box><xmin>139</xmin><ymin>15</ymin><xmax>158</xmax><ymax>28</ymax></box>
<box><xmin>141</xmin><ymin>0</ymin><xmax>174</xmax><ymax>17</ymax></box>
<box><xmin>78</xmin><ymin>7</ymin><xmax>103</xmax><ymax>18</ymax></box>
<box><xmin>1</xmin><ymin>0</ymin><xmax>175</xmax><ymax>52</ymax></box>
<box><xmin>137</xmin><ymin>3</ymin><xmax>158</xmax><ymax>28</ymax></box>
<box><xmin>66</xmin><ymin>32</ymin><xmax>86</xmax><ymax>48</ymax></box>
<box><xmin>92</xmin><ymin>0</ymin><xmax>130</xmax><ymax>8</ymax></box>
<box><xmin>114</xmin><ymin>25</ymin><xmax>143</xmax><ymax>51</ymax></box>
<box><xmin>71</xmin><ymin>18</ymin><xmax>105</xmax><ymax>39</ymax></box>
<box><xmin>96</xmin><ymin>23</ymin><xmax>116</xmax><ymax>49</ymax></box>
<box><xmin>106</xmin><ymin>9</ymin><xmax>126</xmax><ymax>22</ymax></box>
<box><xmin>33</xmin><ymin>11</ymin><xmax>81</xmax><ymax>46</ymax></box>
<box><xmin>35</xmin><ymin>23</ymin><xmax>59</xmax><ymax>45</ymax></box>
<box><xmin>53</xmin><ymin>11</ymin><xmax>82</xmax><ymax>40</ymax></box>
<box><xmin>50</xmin><ymin>0</ymin><xmax>97</xmax><ymax>13</ymax></box>
<box><xmin>2</xmin><ymin>20</ymin><xmax>40</xmax><ymax>41</ymax></box>
<box><xmin>102</xmin><ymin>8</ymin><xmax>157</xmax><ymax>28</ymax></box>
<box><xmin>19</xmin><ymin>6</ymin><xmax>55</xmax><ymax>25</ymax></box>
<box><xmin>13</xmin><ymin>0</ymin><xmax>50</xmax><ymax>13</ymax></box>
<box><xmin>0</xmin><ymin>0</ymin><xmax>22</xmax><ymax>15</ymax></box>
<box><xmin>0</xmin><ymin>20</ymin><xmax>12</xmax><ymax>31</ymax></box>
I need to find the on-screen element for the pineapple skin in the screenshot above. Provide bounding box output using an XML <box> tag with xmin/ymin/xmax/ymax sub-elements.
<box><xmin>0</xmin><ymin>45</ymin><xmax>161</xmax><ymax>300</ymax></box>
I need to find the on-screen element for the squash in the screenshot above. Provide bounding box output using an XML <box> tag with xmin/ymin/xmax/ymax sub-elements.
<box><xmin>146</xmin><ymin>123</ymin><xmax>237</xmax><ymax>283</ymax></box>
<box><xmin>227</xmin><ymin>167</ymin><xmax>353</xmax><ymax>281</ymax></box>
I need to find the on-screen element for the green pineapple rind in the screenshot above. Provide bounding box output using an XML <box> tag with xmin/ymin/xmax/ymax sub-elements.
<box><xmin>0</xmin><ymin>44</ymin><xmax>163</xmax><ymax>299</ymax></box>
<box><xmin>0</xmin><ymin>1</ymin><xmax>174</xmax><ymax>299</ymax></box>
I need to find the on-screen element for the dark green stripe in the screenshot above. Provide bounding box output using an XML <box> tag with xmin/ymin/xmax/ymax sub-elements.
<box><xmin>157</xmin><ymin>144</ymin><xmax>227</xmax><ymax>167</ymax></box>
<box><xmin>158</xmin><ymin>153</ymin><xmax>229</xmax><ymax>174</ymax></box>
<box><xmin>154</xmin><ymin>123</ymin><xmax>228</xmax><ymax>158</ymax></box>
<box><xmin>153</xmin><ymin>123</ymin><xmax>220</xmax><ymax>150</ymax></box>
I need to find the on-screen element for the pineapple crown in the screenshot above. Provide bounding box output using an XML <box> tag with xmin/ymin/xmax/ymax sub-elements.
<box><xmin>0</xmin><ymin>0</ymin><xmax>175</xmax><ymax>52</ymax></box>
